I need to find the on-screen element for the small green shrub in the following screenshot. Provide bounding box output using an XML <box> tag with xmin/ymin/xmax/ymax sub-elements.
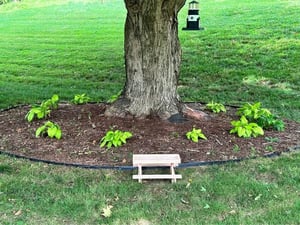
<box><xmin>206</xmin><ymin>101</ymin><xmax>226</xmax><ymax>113</ymax></box>
<box><xmin>237</xmin><ymin>102</ymin><xmax>270</xmax><ymax>121</ymax></box>
<box><xmin>100</xmin><ymin>130</ymin><xmax>132</xmax><ymax>149</ymax></box>
<box><xmin>25</xmin><ymin>94</ymin><xmax>59</xmax><ymax>122</ymax></box>
<box><xmin>230</xmin><ymin>116</ymin><xmax>264</xmax><ymax>138</ymax></box>
<box><xmin>186</xmin><ymin>127</ymin><xmax>207</xmax><ymax>142</ymax></box>
<box><xmin>237</xmin><ymin>102</ymin><xmax>285</xmax><ymax>131</ymax></box>
<box><xmin>256</xmin><ymin>114</ymin><xmax>285</xmax><ymax>131</ymax></box>
<box><xmin>72</xmin><ymin>93</ymin><xmax>90</xmax><ymax>105</ymax></box>
<box><xmin>36</xmin><ymin>121</ymin><xmax>62</xmax><ymax>139</ymax></box>
<box><xmin>26</xmin><ymin>105</ymin><xmax>51</xmax><ymax>122</ymax></box>
<box><xmin>43</xmin><ymin>94</ymin><xmax>59</xmax><ymax>109</ymax></box>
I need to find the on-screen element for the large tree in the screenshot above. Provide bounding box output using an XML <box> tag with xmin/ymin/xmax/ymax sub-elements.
<box><xmin>105</xmin><ymin>0</ymin><xmax>187</xmax><ymax>119</ymax></box>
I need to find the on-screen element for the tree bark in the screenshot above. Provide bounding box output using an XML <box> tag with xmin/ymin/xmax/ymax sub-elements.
<box><xmin>105</xmin><ymin>0</ymin><xmax>186</xmax><ymax>119</ymax></box>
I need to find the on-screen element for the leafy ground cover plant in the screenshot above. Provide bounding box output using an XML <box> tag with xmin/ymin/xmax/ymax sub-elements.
<box><xmin>237</xmin><ymin>102</ymin><xmax>270</xmax><ymax>121</ymax></box>
<box><xmin>206</xmin><ymin>101</ymin><xmax>226</xmax><ymax>113</ymax></box>
<box><xmin>256</xmin><ymin>114</ymin><xmax>285</xmax><ymax>131</ymax></box>
<box><xmin>237</xmin><ymin>102</ymin><xmax>284</xmax><ymax>131</ymax></box>
<box><xmin>230</xmin><ymin>116</ymin><xmax>264</xmax><ymax>138</ymax></box>
<box><xmin>72</xmin><ymin>93</ymin><xmax>90</xmax><ymax>105</ymax></box>
<box><xmin>186</xmin><ymin>127</ymin><xmax>207</xmax><ymax>142</ymax></box>
<box><xmin>25</xmin><ymin>94</ymin><xmax>59</xmax><ymax>122</ymax></box>
<box><xmin>100</xmin><ymin>129</ymin><xmax>132</xmax><ymax>149</ymax></box>
<box><xmin>35</xmin><ymin>121</ymin><xmax>62</xmax><ymax>139</ymax></box>
<box><xmin>265</xmin><ymin>136</ymin><xmax>279</xmax><ymax>143</ymax></box>
<box><xmin>25</xmin><ymin>104</ymin><xmax>51</xmax><ymax>122</ymax></box>
<box><xmin>43</xmin><ymin>94</ymin><xmax>59</xmax><ymax>109</ymax></box>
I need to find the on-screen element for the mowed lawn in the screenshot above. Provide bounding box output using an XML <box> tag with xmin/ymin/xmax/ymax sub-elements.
<box><xmin>0</xmin><ymin>0</ymin><xmax>299</xmax><ymax>120</ymax></box>
<box><xmin>0</xmin><ymin>0</ymin><xmax>300</xmax><ymax>224</ymax></box>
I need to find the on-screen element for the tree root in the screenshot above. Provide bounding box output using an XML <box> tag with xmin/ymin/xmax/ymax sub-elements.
<box><xmin>182</xmin><ymin>105</ymin><xmax>210</xmax><ymax>121</ymax></box>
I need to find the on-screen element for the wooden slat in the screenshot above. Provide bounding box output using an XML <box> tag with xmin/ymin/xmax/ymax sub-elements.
<box><xmin>133</xmin><ymin>154</ymin><xmax>181</xmax><ymax>166</ymax></box>
<box><xmin>133</xmin><ymin>174</ymin><xmax>182</xmax><ymax>180</ymax></box>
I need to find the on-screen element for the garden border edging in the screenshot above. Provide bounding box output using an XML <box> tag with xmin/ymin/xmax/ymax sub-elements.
<box><xmin>1</xmin><ymin>146</ymin><xmax>299</xmax><ymax>171</ymax></box>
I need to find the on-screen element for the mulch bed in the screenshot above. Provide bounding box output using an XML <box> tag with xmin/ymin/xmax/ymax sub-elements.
<box><xmin>1</xmin><ymin>103</ymin><xmax>299</xmax><ymax>167</ymax></box>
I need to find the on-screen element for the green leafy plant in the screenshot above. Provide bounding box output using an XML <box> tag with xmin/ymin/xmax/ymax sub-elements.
<box><xmin>186</xmin><ymin>127</ymin><xmax>207</xmax><ymax>142</ymax></box>
<box><xmin>107</xmin><ymin>90</ymin><xmax>122</xmax><ymax>103</ymax></box>
<box><xmin>237</xmin><ymin>102</ymin><xmax>285</xmax><ymax>131</ymax></box>
<box><xmin>43</xmin><ymin>94</ymin><xmax>59</xmax><ymax>109</ymax></box>
<box><xmin>100</xmin><ymin>129</ymin><xmax>133</xmax><ymax>149</ymax></box>
<box><xmin>230</xmin><ymin>116</ymin><xmax>264</xmax><ymax>138</ymax></box>
<box><xmin>256</xmin><ymin>114</ymin><xmax>285</xmax><ymax>131</ymax></box>
<box><xmin>35</xmin><ymin>121</ymin><xmax>62</xmax><ymax>139</ymax></box>
<box><xmin>26</xmin><ymin>105</ymin><xmax>51</xmax><ymax>122</ymax></box>
<box><xmin>233</xmin><ymin>144</ymin><xmax>240</xmax><ymax>152</ymax></box>
<box><xmin>237</xmin><ymin>102</ymin><xmax>271</xmax><ymax>121</ymax></box>
<box><xmin>72</xmin><ymin>93</ymin><xmax>90</xmax><ymax>105</ymax></box>
<box><xmin>265</xmin><ymin>145</ymin><xmax>273</xmax><ymax>152</ymax></box>
<box><xmin>206</xmin><ymin>101</ymin><xmax>226</xmax><ymax>113</ymax></box>
<box><xmin>265</xmin><ymin>137</ymin><xmax>279</xmax><ymax>143</ymax></box>
<box><xmin>250</xmin><ymin>147</ymin><xmax>258</xmax><ymax>157</ymax></box>
<box><xmin>25</xmin><ymin>94</ymin><xmax>59</xmax><ymax>122</ymax></box>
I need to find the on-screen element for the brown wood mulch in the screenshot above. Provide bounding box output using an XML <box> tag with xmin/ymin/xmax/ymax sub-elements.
<box><xmin>1</xmin><ymin>103</ymin><xmax>299</xmax><ymax>167</ymax></box>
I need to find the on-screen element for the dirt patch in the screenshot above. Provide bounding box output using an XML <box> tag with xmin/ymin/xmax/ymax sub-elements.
<box><xmin>0</xmin><ymin>103</ymin><xmax>299</xmax><ymax>166</ymax></box>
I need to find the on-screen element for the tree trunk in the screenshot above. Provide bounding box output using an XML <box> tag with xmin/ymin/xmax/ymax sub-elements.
<box><xmin>105</xmin><ymin>0</ymin><xmax>186</xmax><ymax>119</ymax></box>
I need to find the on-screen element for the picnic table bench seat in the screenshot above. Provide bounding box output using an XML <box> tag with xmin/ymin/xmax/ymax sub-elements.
<box><xmin>132</xmin><ymin>154</ymin><xmax>182</xmax><ymax>183</ymax></box>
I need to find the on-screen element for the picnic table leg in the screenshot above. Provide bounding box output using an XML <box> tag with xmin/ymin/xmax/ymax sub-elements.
<box><xmin>170</xmin><ymin>163</ymin><xmax>176</xmax><ymax>183</ymax></box>
<box><xmin>138</xmin><ymin>164</ymin><xmax>142</xmax><ymax>183</ymax></box>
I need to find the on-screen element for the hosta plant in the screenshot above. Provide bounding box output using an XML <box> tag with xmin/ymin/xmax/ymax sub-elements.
<box><xmin>237</xmin><ymin>102</ymin><xmax>284</xmax><ymax>131</ymax></box>
<box><xmin>100</xmin><ymin>130</ymin><xmax>132</xmax><ymax>149</ymax></box>
<box><xmin>256</xmin><ymin>114</ymin><xmax>285</xmax><ymax>131</ymax></box>
<box><xmin>26</xmin><ymin>105</ymin><xmax>51</xmax><ymax>122</ymax></box>
<box><xmin>230</xmin><ymin>116</ymin><xmax>264</xmax><ymax>138</ymax></box>
<box><xmin>36</xmin><ymin>121</ymin><xmax>62</xmax><ymax>139</ymax></box>
<box><xmin>25</xmin><ymin>94</ymin><xmax>59</xmax><ymax>122</ymax></box>
<box><xmin>43</xmin><ymin>94</ymin><xmax>59</xmax><ymax>109</ymax></box>
<box><xmin>72</xmin><ymin>93</ymin><xmax>90</xmax><ymax>105</ymax></box>
<box><xmin>206</xmin><ymin>101</ymin><xmax>226</xmax><ymax>113</ymax></box>
<box><xmin>186</xmin><ymin>127</ymin><xmax>207</xmax><ymax>142</ymax></box>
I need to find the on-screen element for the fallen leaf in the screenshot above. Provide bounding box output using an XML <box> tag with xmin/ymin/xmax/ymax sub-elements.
<box><xmin>181</xmin><ymin>198</ymin><xmax>189</xmax><ymax>204</ymax></box>
<box><xmin>204</xmin><ymin>203</ymin><xmax>210</xmax><ymax>209</ymax></box>
<box><xmin>228</xmin><ymin>209</ymin><xmax>237</xmax><ymax>215</ymax></box>
<box><xmin>114</xmin><ymin>195</ymin><xmax>119</xmax><ymax>201</ymax></box>
<box><xmin>254</xmin><ymin>194</ymin><xmax>262</xmax><ymax>201</ymax></box>
<box><xmin>14</xmin><ymin>210</ymin><xmax>22</xmax><ymax>216</ymax></box>
<box><xmin>101</xmin><ymin>205</ymin><xmax>113</xmax><ymax>218</ymax></box>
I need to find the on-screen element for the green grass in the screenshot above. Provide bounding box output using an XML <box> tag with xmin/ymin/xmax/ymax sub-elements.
<box><xmin>0</xmin><ymin>0</ymin><xmax>126</xmax><ymax>106</ymax></box>
<box><xmin>0</xmin><ymin>0</ymin><xmax>299</xmax><ymax>121</ymax></box>
<box><xmin>0</xmin><ymin>0</ymin><xmax>300</xmax><ymax>224</ymax></box>
<box><xmin>178</xmin><ymin>0</ymin><xmax>300</xmax><ymax>121</ymax></box>
<box><xmin>1</xmin><ymin>152</ymin><xmax>300</xmax><ymax>224</ymax></box>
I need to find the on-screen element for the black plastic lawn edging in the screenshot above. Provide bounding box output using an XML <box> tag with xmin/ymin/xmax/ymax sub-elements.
<box><xmin>1</xmin><ymin>146</ymin><xmax>300</xmax><ymax>171</ymax></box>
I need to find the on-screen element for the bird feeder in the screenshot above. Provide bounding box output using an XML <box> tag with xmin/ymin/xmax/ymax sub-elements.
<box><xmin>183</xmin><ymin>1</ymin><xmax>204</xmax><ymax>30</ymax></box>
